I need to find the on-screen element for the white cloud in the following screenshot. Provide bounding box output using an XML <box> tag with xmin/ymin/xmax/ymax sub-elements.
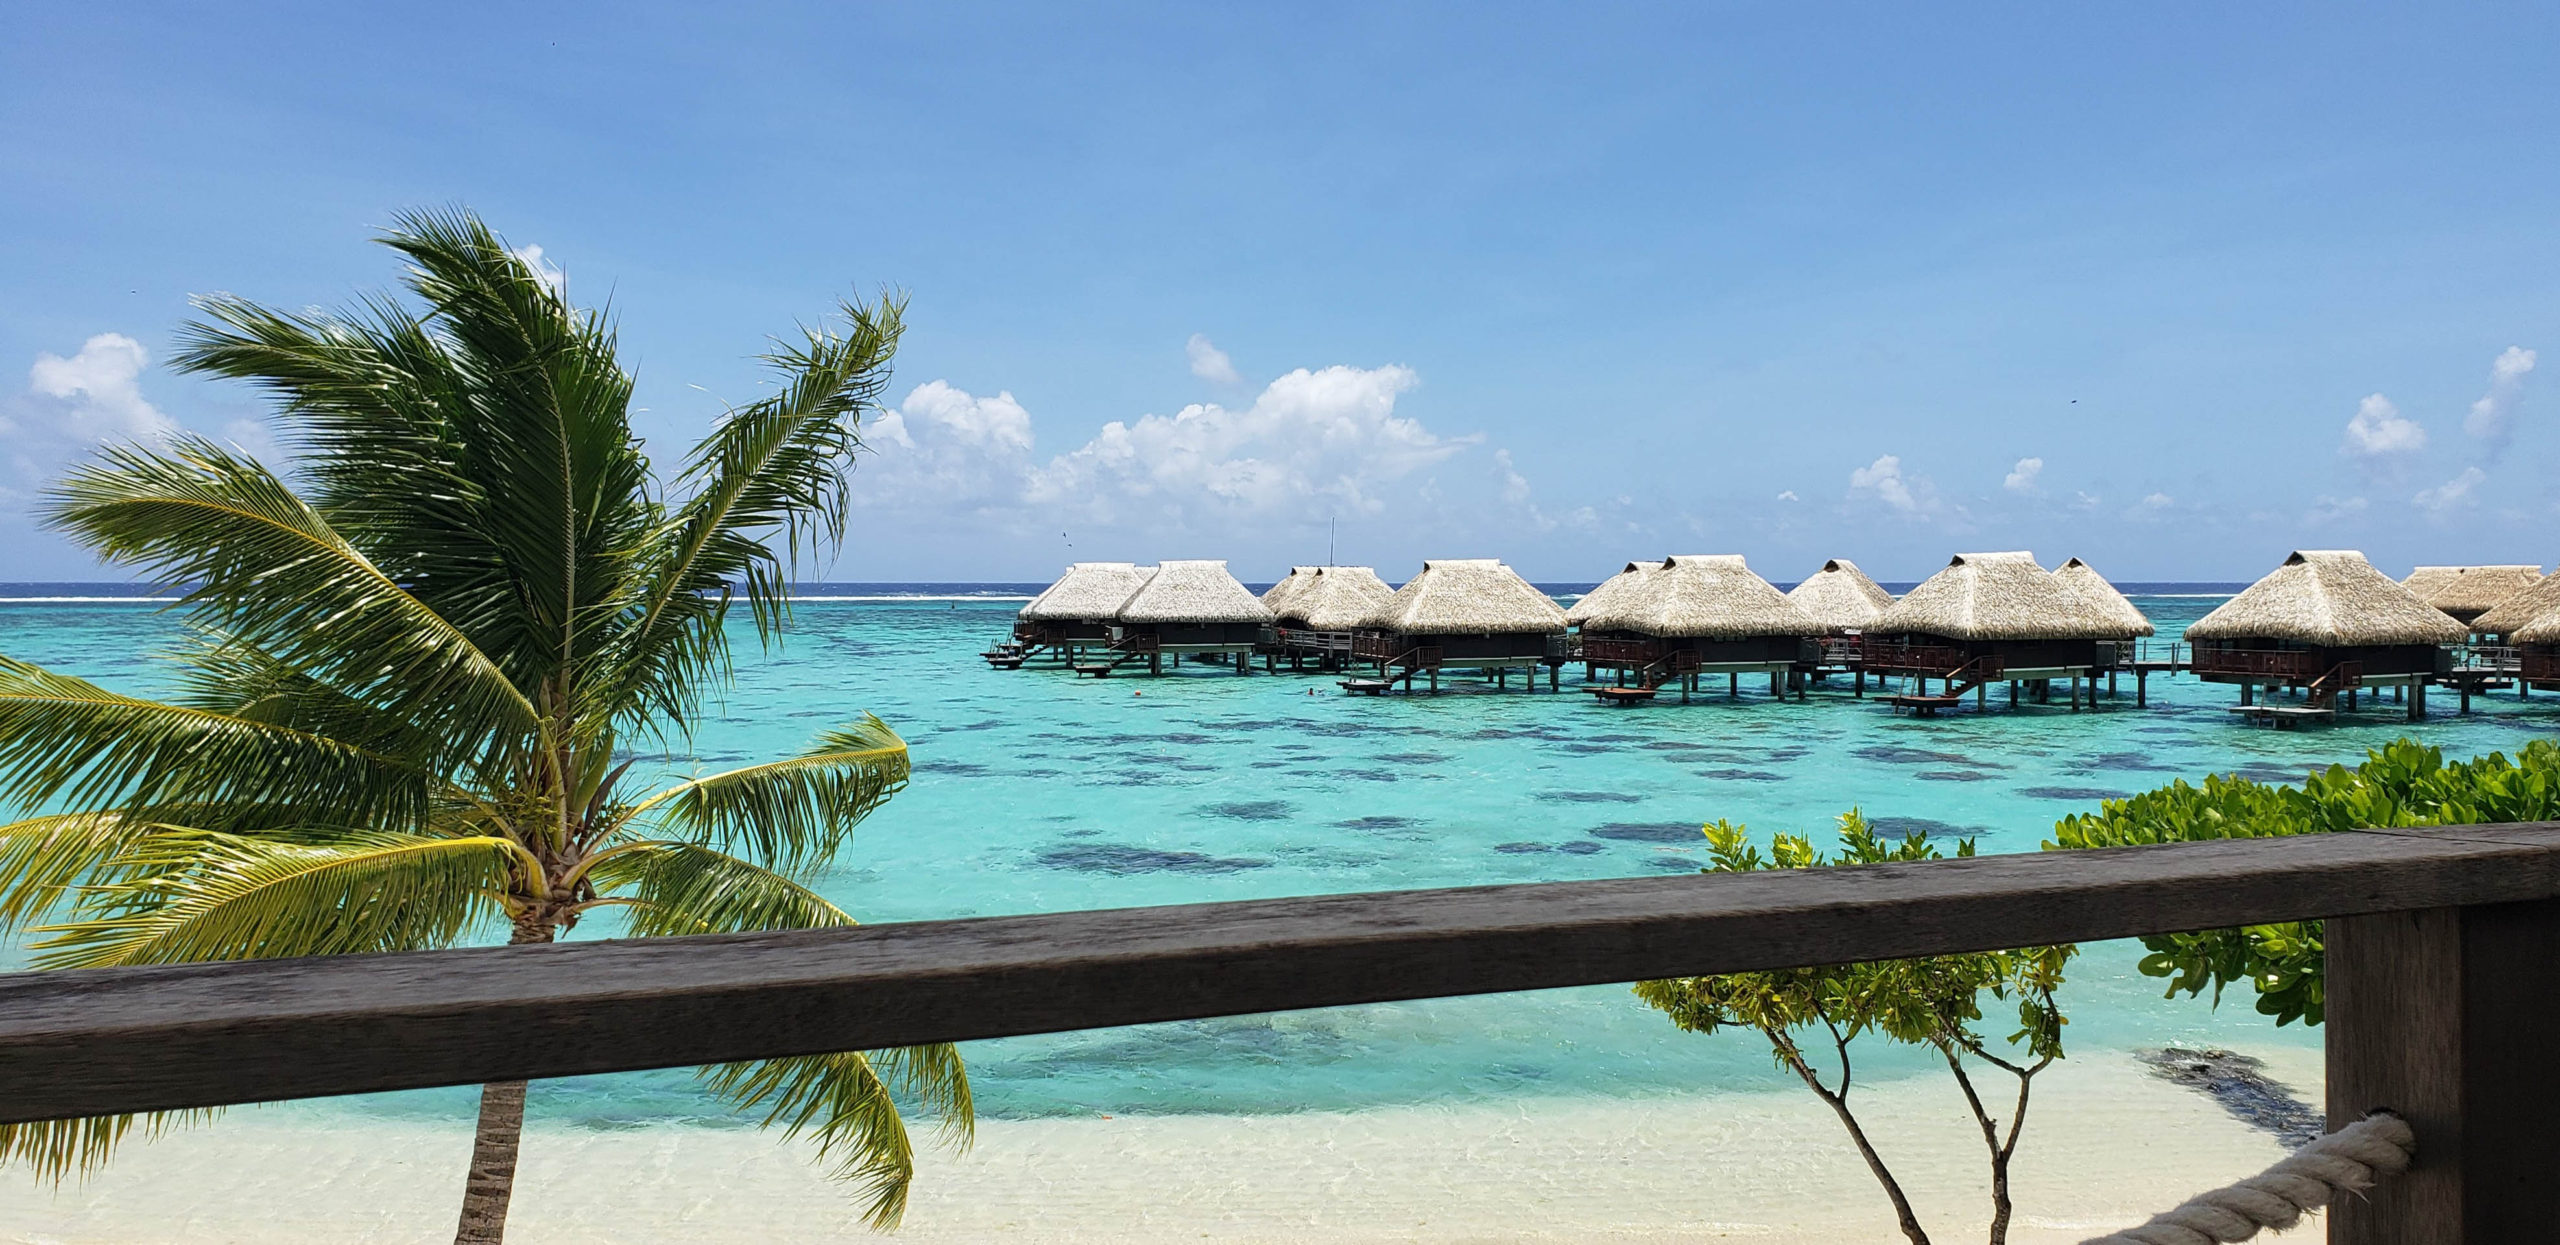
<box><xmin>1185</xmin><ymin>334</ymin><xmax>1241</xmax><ymax>385</ymax></box>
<box><xmin>2002</xmin><ymin>457</ymin><xmax>2044</xmax><ymax>494</ymax></box>
<box><xmin>2414</xmin><ymin>466</ymin><xmax>2488</xmax><ymax>513</ymax></box>
<box><xmin>2072</xmin><ymin>491</ymin><xmax>2101</xmax><ymax>511</ymax></box>
<box><xmin>2305</xmin><ymin>495</ymin><xmax>2368</xmax><ymax>526</ymax></box>
<box><xmin>2341</xmin><ymin>393</ymin><xmax>2425</xmax><ymax>459</ymax></box>
<box><xmin>1848</xmin><ymin>454</ymin><xmax>1921</xmax><ymax>513</ymax></box>
<box><xmin>1493</xmin><ymin>448</ymin><xmax>1534</xmax><ymax>504</ymax></box>
<box><xmin>1776</xmin><ymin>490</ymin><xmax>1799</xmax><ymax>502</ymax></box>
<box><xmin>510</xmin><ymin>244</ymin><xmax>566</xmax><ymax>296</ymax></box>
<box><xmin>24</xmin><ymin>334</ymin><xmax>177</xmax><ymax>445</ymax></box>
<box><xmin>2127</xmin><ymin>492</ymin><xmax>2174</xmax><ymax>519</ymax></box>
<box><xmin>2463</xmin><ymin>345</ymin><xmax>2536</xmax><ymax>457</ymax></box>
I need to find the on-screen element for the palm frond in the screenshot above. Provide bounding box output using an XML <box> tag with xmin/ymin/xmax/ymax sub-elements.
<box><xmin>0</xmin><ymin>1111</ymin><xmax>216</xmax><ymax>1183</ymax></box>
<box><xmin>0</xmin><ymin>812</ymin><xmax>156</xmax><ymax>933</ymax></box>
<box><xmin>697</xmin><ymin>1052</ymin><xmax>919</xmax><ymax>1228</ymax></box>
<box><xmin>31</xmin><ymin>831</ymin><xmax>525</xmax><ymax>968</ymax></box>
<box><xmin>37</xmin><ymin>439</ymin><xmax>540</xmax><ymax>759</ymax></box>
<box><xmin>581</xmin><ymin>841</ymin><xmax>851</xmax><ymax>936</ymax></box>
<box><xmin>0</xmin><ymin>657</ymin><xmax>436</xmax><ymax>830</ymax></box>
<box><xmin>622</xmin><ymin>717</ymin><xmax>909</xmax><ymax>873</ymax></box>
<box><xmin>605</xmin><ymin>295</ymin><xmax>903</xmax><ymax>731</ymax></box>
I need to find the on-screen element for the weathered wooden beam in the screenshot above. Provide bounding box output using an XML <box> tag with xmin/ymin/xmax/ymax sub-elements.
<box><xmin>5</xmin><ymin>823</ymin><xmax>2560</xmax><ymax>1124</ymax></box>
<box><xmin>2328</xmin><ymin>896</ymin><xmax>2560</xmax><ymax>1242</ymax></box>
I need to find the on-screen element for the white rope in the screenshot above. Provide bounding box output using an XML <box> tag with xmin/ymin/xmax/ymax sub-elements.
<box><xmin>2081</xmin><ymin>1111</ymin><xmax>2415</xmax><ymax>1245</ymax></box>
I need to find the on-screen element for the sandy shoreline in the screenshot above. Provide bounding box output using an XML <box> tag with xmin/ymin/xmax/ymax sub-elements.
<box><xmin>3</xmin><ymin>1047</ymin><xmax>2321</xmax><ymax>1244</ymax></box>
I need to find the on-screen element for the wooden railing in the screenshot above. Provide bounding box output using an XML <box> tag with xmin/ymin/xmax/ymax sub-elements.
<box><xmin>2188</xmin><ymin>647</ymin><xmax>2325</xmax><ymax>680</ymax></box>
<box><xmin>1857</xmin><ymin>640</ymin><xmax>1972</xmax><ymax>675</ymax></box>
<box><xmin>1349</xmin><ymin>633</ymin><xmax>1442</xmax><ymax>667</ymax></box>
<box><xmin>1580</xmin><ymin>636</ymin><xmax>1661</xmax><ymax>666</ymax></box>
<box><xmin>11</xmin><ymin>825</ymin><xmax>2560</xmax><ymax>1238</ymax></box>
<box><xmin>2306</xmin><ymin>661</ymin><xmax>2366</xmax><ymax>708</ymax></box>
<box><xmin>2524</xmin><ymin>650</ymin><xmax>2560</xmax><ymax>683</ymax></box>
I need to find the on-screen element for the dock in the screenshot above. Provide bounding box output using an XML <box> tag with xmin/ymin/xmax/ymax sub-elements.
<box><xmin>1888</xmin><ymin>692</ymin><xmax>1969</xmax><ymax>717</ymax></box>
<box><xmin>2228</xmin><ymin>704</ymin><xmax>2334</xmax><ymax>728</ymax></box>
<box><xmin>1338</xmin><ymin>677</ymin><xmax>1398</xmax><ymax>696</ymax></box>
<box><xmin>1589</xmin><ymin>686</ymin><xmax>1659</xmax><ymax>707</ymax></box>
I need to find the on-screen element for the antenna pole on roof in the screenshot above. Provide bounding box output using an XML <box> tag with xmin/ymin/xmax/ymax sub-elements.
<box><xmin>1329</xmin><ymin>516</ymin><xmax>1336</xmax><ymax>567</ymax></box>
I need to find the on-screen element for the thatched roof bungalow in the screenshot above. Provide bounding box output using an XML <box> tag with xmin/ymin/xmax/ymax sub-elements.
<box><xmin>2402</xmin><ymin>565</ymin><xmax>2543</xmax><ymax>627</ymax></box>
<box><xmin>1260</xmin><ymin>566</ymin><xmax>1324</xmax><ymax>616</ymax></box>
<box><xmin>1578</xmin><ymin>555</ymin><xmax>1825</xmax><ymax>677</ymax></box>
<box><xmin>1017</xmin><ymin>562</ymin><xmax>1157</xmax><ymax>647</ymax></box>
<box><xmin>1565</xmin><ymin>561</ymin><xmax>1662</xmax><ymax>628</ymax></box>
<box><xmin>2506</xmin><ymin>609</ymin><xmax>2560</xmax><ymax>689</ymax></box>
<box><xmin>1354</xmin><ymin>559</ymin><xmax>1567</xmax><ymax>672</ymax></box>
<box><xmin>1273</xmin><ymin>566</ymin><xmax>1397</xmax><ymax>632</ymax></box>
<box><xmin>2054</xmin><ymin>557</ymin><xmax>2155</xmax><ymax>639</ymax></box>
<box><xmin>1862</xmin><ymin>552</ymin><xmax>2125</xmax><ymax>680</ymax></box>
<box><xmin>1785</xmin><ymin>559</ymin><xmax>1893</xmax><ymax>632</ymax></box>
<box><xmin>1113</xmin><ymin>560</ymin><xmax>1274</xmax><ymax>655</ymax></box>
<box><xmin>2185</xmin><ymin>551</ymin><xmax>2460</xmax><ymax>700</ymax></box>
<box><xmin>2472</xmin><ymin>571</ymin><xmax>2560</xmax><ymax>641</ymax></box>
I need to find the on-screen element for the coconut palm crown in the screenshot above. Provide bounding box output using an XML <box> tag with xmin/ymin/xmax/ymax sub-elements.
<box><xmin>0</xmin><ymin>208</ymin><xmax>968</xmax><ymax>1242</ymax></box>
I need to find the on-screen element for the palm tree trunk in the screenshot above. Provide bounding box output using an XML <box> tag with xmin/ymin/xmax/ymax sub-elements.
<box><xmin>455</xmin><ymin>918</ymin><xmax>554</xmax><ymax>1244</ymax></box>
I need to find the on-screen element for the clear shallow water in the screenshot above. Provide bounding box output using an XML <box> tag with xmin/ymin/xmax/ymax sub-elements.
<box><xmin>2</xmin><ymin>593</ymin><xmax>2550</xmax><ymax>1129</ymax></box>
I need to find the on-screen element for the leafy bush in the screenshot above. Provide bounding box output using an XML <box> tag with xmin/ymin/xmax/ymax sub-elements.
<box><xmin>2044</xmin><ymin>738</ymin><xmax>2560</xmax><ymax>1025</ymax></box>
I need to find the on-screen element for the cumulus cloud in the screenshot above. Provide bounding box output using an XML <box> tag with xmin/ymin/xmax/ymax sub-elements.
<box><xmin>1848</xmin><ymin>454</ymin><xmax>1921</xmax><ymax>513</ymax></box>
<box><xmin>2341</xmin><ymin>393</ymin><xmax>2425</xmax><ymax>459</ymax></box>
<box><xmin>857</xmin><ymin>363</ymin><xmax>1491</xmax><ymax>537</ymax></box>
<box><xmin>2127</xmin><ymin>492</ymin><xmax>2174</xmax><ymax>520</ymax></box>
<box><xmin>24</xmin><ymin>334</ymin><xmax>177</xmax><ymax>445</ymax></box>
<box><xmin>509</xmin><ymin>244</ymin><xmax>566</xmax><ymax>296</ymax></box>
<box><xmin>1185</xmin><ymin>334</ymin><xmax>1241</xmax><ymax>385</ymax></box>
<box><xmin>2463</xmin><ymin>345</ymin><xmax>2536</xmax><ymax>457</ymax></box>
<box><xmin>1493</xmin><ymin>448</ymin><xmax>1534</xmax><ymax>504</ymax></box>
<box><xmin>2002</xmin><ymin>457</ymin><xmax>2043</xmax><ymax>494</ymax></box>
<box><xmin>2414</xmin><ymin>466</ymin><xmax>2488</xmax><ymax>513</ymax></box>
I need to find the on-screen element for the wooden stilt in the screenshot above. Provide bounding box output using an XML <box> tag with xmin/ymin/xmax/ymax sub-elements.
<box><xmin>2135</xmin><ymin>670</ymin><xmax>2148</xmax><ymax>708</ymax></box>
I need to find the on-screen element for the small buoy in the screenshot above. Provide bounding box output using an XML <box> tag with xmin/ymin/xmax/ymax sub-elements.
<box><xmin>1133</xmin><ymin>690</ymin><xmax>1142</xmax><ymax>697</ymax></box>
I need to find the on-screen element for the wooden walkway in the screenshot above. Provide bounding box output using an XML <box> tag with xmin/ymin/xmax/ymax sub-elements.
<box><xmin>2228</xmin><ymin>704</ymin><xmax>2334</xmax><ymax>728</ymax></box>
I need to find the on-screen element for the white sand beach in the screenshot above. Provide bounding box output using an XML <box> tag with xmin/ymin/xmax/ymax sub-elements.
<box><xmin>4</xmin><ymin>1046</ymin><xmax>2320</xmax><ymax>1244</ymax></box>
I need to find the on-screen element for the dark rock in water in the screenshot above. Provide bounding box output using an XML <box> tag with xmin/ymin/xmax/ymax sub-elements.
<box><xmin>2137</xmin><ymin>1048</ymin><xmax>2323</xmax><ymax>1148</ymax></box>
<box><xmin>1642</xmin><ymin>855</ymin><xmax>1700</xmax><ymax>872</ymax></box>
<box><xmin>2223</xmin><ymin>763</ymin><xmax>2316</xmax><ymax>785</ymax></box>
<box><xmin>913</xmin><ymin>760</ymin><xmax>993</xmax><ymax>775</ymax></box>
<box><xmin>1556</xmin><ymin>840</ymin><xmax>1608</xmax><ymax>855</ymax></box>
<box><xmin>1855</xmin><ymin>744</ymin><xmax>2000</xmax><ymax>769</ymax></box>
<box><xmin>1371</xmin><ymin>751</ymin><xmax>1449</xmax><ymax>764</ymax></box>
<box><xmin>2077</xmin><ymin>750</ymin><xmax>2179</xmax><ymax>773</ymax></box>
<box><xmin>1644</xmin><ymin>740</ymin><xmax>1716</xmax><ymax>752</ymax></box>
<box><xmin>1556</xmin><ymin>743</ymin><xmax>1620</xmax><ymax>755</ymax></box>
<box><xmin>2017</xmin><ymin>785</ymin><xmax>2129</xmax><ymax>801</ymax></box>
<box><xmin>1336</xmin><ymin>815</ymin><xmax>1418</xmax><ymax>831</ymax></box>
<box><xmin>1696</xmin><ymin>768</ymin><xmax>1787</xmax><ymax>782</ymax></box>
<box><xmin>1867</xmin><ymin>816</ymin><xmax>1986</xmax><ymax>842</ymax></box>
<box><xmin>1589</xmin><ymin>822</ymin><xmax>1700</xmax><ymax>843</ymax></box>
<box><xmin>1493</xmin><ymin>841</ymin><xmax>1552</xmax><ymax>854</ymax></box>
<box><xmin>1539</xmin><ymin>790</ymin><xmax>1646</xmax><ymax>804</ymax></box>
<box><xmin>1916</xmin><ymin>769</ymin><xmax>1996</xmax><ymax>782</ymax></box>
<box><xmin>1036</xmin><ymin>845</ymin><xmax>1271</xmax><ymax>875</ymax></box>
<box><xmin>1199</xmin><ymin>800</ymin><xmax>1292</xmax><ymax>821</ymax></box>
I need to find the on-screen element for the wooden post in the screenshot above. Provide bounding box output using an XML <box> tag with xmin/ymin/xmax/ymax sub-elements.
<box><xmin>2242</xmin><ymin>681</ymin><xmax>2255</xmax><ymax>707</ymax></box>
<box><xmin>2136</xmin><ymin>669</ymin><xmax>2148</xmax><ymax>708</ymax></box>
<box><xmin>2462</xmin><ymin>681</ymin><xmax>2473</xmax><ymax>715</ymax></box>
<box><xmin>1728</xmin><ymin>672</ymin><xmax>1738</xmax><ymax>698</ymax></box>
<box><xmin>2328</xmin><ymin>899</ymin><xmax>2560</xmax><ymax>1242</ymax></box>
<box><xmin>1854</xmin><ymin>670</ymin><xmax>1865</xmax><ymax>697</ymax></box>
<box><xmin>1769</xmin><ymin>668</ymin><xmax>1784</xmax><ymax>698</ymax></box>
<box><xmin>1428</xmin><ymin>669</ymin><xmax>1438</xmax><ymax>693</ymax></box>
<box><xmin>2411</xmin><ymin>681</ymin><xmax>2427</xmax><ymax>721</ymax></box>
<box><xmin>2008</xmin><ymin>680</ymin><xmax>2019</xmax><ymax>708</ymax></box>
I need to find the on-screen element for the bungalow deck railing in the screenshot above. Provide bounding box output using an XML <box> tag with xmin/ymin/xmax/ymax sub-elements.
<box><xmin>1580</xmin><ymin>636</ymin><xmax>1661</xmax><ymax>666</ymax></box>
<box><xmin>9</xmin><ymin>823</ymin><xmax>2560</xmax><ymax>1239</ymax></box>
<box><xmin>1857</xmin><ymin>639</ymin><xmax>1973</xmax><ymax>676</ymax></box>
<box><xmin>2189</xmin><ymin>647</ymin><xmax>2327</xmax><ymax>681</ymax></box>
<box><xmin>2523</xmin><ymin>650</ymin><xmax>2560</xmax><ymax>684</ymax></box>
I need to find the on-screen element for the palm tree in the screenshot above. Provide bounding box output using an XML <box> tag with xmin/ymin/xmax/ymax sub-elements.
<box><xmin>0</xmin><ymin>208</ymin><xmax>969</xmax><ymax>1243</ymax></box>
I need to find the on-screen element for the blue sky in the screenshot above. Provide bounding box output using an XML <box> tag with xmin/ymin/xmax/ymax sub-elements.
<box><xmin>2</xmin><ymin>4</ymin><xmax>2554</xmax><ymax>583</ymax></box>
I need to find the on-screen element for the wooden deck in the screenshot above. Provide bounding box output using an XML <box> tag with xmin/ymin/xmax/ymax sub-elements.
<box><xmin>2228</xmin><ymin>704</ymin><xmax>2334</xmax><ymax>728</ymax></box>
<box><xmin>1888</xmin><ymin>692</ymin><xmax>1969</xmax><ymax>717</ymax></box>
<box><xmin>1589</xmin><ymin>686</ymin><xmax>1659</xmax><ymax>706</ymax></box>
<box><xmin>1338</xmin><ymin>677</ymin><xmax>1397</xmax><ymax>695</ymax></box>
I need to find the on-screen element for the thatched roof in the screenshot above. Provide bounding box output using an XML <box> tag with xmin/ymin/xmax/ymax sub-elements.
<box><xmin>1565</xmin><ymin>561</ymin><xmax>1662</xmax><ymax>626</ymax></box>
<box><xmin>1116</xmin><ymin>560</ymin><xmax>1275</xmax><ymax>625</ymax></box>
<box><xmin>1283</xmin><ymin>566</ymin><xmax>1399</xmax><ymax>631</ymax></box>
<box><xmin>2054</xmin><ymin>557</ymin><xmax>2155</xmax><ymax>638</ymax></box>
<box><xmin>2471</xmin><ymin>570</ymin><xmax>2560</xmax><ymax>636</ymax></box>
<box><xmin>2401</xmin><ymin>565</ymin><xmax>2542</xmax><ymax>620</ymax></box>
<box><xmin>1362</xmin><ymin>559</ymin><xmax>1567</xmax><ymax>635</ymax></box>
<box><xmin>1866</xmin><ymin>552</ymin><xmax>2124</xmax><ymax>642</ymax></box>
<box><xmin>1021</xmin><ymin>562</ymin><xmax>1156</xmax><ymax>621</ymax></box>
<box><xmin>1586</xmin><ymin>554</ymin><xmax>1827</xmax><ymax>638</ymax></box>
<box><xmin>1785</xmin><ymin>559</ymin><xmax>1894</xmax><ymax>630</ymax></box>
<box><xmin>2185</xmin><ymin>551</ymin><xmax>2463</xmax><ymax>646</ymax></box>
<box><xmin>2509</xmin><ymin>607</ymin><xmax>2560</xmax><ymax>646</ymax></box>
<box><xmin>1261</xmin><ymin>566</ymin><xmax>1324</xmax><ymax>614</ymax></box>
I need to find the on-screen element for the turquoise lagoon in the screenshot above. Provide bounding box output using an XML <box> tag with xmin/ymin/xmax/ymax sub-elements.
<box><xmin>3</xmin><ymin>590</ymin><xmax>2550</xmax><ymax>1132</ymax></box>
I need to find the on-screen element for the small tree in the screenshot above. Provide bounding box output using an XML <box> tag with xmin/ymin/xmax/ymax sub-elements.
<box><xmin>1636</xmin><ymin>813</ymin><xmax>2073</xmax><ymax>1245</ymax></box>
<box><xmin>2046</xmin><ymin>737</ymin><xmax>2560</xmax><ymax>1025</ymax></box>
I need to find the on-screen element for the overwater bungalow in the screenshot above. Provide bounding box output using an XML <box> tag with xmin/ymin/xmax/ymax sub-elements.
<box><xmin>1352</xmin><ymin>559</ymin><xmax>1568</xmax><ymax>691</ymax></box>
<box><xmin>1107</xmin><ymin>559</ymin><xmax>1275</xmax><ymax>675</ymax></box>
<box><xmin>1576</xmin><ymin>554</ymin><xmax>1825</xmax><ymax>703</ymax></box>
<box><xmin>2054</xmin><ymin>558</ymin><xmax>2155</xmax><ymax>641</ymax></box>
<box><xmin>2471</xmin><ymin>572</ymin><xmax>2560</xmax><ymax>642</ymax></box>
<box><xmin>1861</xmin><ymin>552</ymin><xmax>2127</xmax><ymax>713</ymax></box>
<box><xmin>2185</xmin><ymin>550</ymin><xmax>2461</xmax><ymax>720</ymax></box>
<box><xmin>2510</xmin><ymin>609</ymin><xmax>2560</xmax><ymax>691</ymax></box>
<box><xmin>1268</xmin><ymin>566</ymin><xmax>1397</xmax><ymax>669</ymax></box>
<box><xmin>2401</xmin><ymin>565</ymin><xmax>2543</xmax><ymax>628</ymax></box>
<box><xmin>1260</xmin><ymin>566</ymin><xmax>1324</xmax><ymax>616</ymax></box>
<box><xmin>1563</xmin><ymin>560</ymin><xmax>1661</xmax><ymax>670</ymax></box>
<box><xmin>1015</xmin><ymin>562</ymin><xmax>1157</xmax><ymax>659</ymax></box>
<box><xmin>1785</xmin><ymin>558</ymin><xmax>1893</xmax><ymax>631</ymax></box>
